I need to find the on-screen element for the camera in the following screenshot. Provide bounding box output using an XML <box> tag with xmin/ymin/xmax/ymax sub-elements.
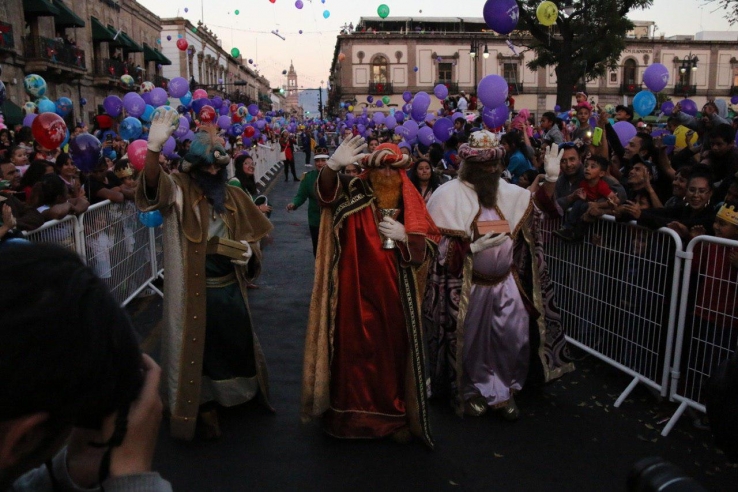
<box><xmin>627</xmin><ymin>457</ymin><xmax>706</xmax><ymax>491</ymax></box>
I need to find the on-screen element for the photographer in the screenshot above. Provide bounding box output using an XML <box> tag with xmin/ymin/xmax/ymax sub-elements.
<box><xmin>0</xmin><ymin>243</ymin><xmax>171</xmax><ymax>491</ymax></box>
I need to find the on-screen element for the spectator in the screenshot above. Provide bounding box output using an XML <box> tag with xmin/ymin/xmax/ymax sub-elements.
<box><xmin>19</xmin><ymin>160</ymin><xmax>54</xmax><ymax>202</ymax></box>
<box><xmin>664</xmin><ymin>166</ymin><xmax>692</xmax><ymax>208</ymax></box>
<box><xmin>554</xmin><ymin>143</ymin><xmax>585</xmax><ymax>215</ymax></box>
<box><xmin>704</xmin><ymin>124</ymin><xmax>738</xmax><ymax>200</ymax></box>
<box><xmin>343</xmin><ymin>163</ymin><xmax>362</xmax><ymax>176</ymax></box>
<box><xmin>0</xmin><ymin>129</ymin><xmax>12</xmax><ymax>159</ymax></box>
<box><xmin>280</xmin><ymin>130</ymin><xmax>298</xmax><ymax>182</ymax></box>
<box><xmin>438</xmin><ymin>135</ymin><xmax>460</xmax><ymax>178</ymax></box>
<box><xmin>54</xmin><ymin>152</ymin><xmax>85</xmax><ymax>199</ymax></box>
<box><xmin>571</xmin><ymin>102</ymin><xmax>593</xmax><ymax>141</ymax></box>
<box><xmin>230</xmin><ymin>153</ymin><xmax>271</xmax><ymax>215</ymax></box>
<box><xmin>457</xmin><ymin>91</ymin><xmax>468</xmax><ymax>111</ymax></box>
<box><xmin>7</xmin><ymin>146</ymin><xmax>30</xmax><ymax>176</ymax></box>
<box><xmin>367</xmin><ymin>136</ymin><xmax>379</xmax><ymax>154</ymax></box>
<box><xmin>0</xmin><ymin>243</ymin><xmax>172</xmax><ymax>491</ymax></box>
<box><xmin>84</xmin><ymin>159</ymin><xmax>125</xmax><ymax>204</ymax></box>
<box><xmin>622</xmin><ymin>157</ymin><xmax>664</xmax><ymax>208</ymax></box>
<box><xmin>32</xmin><ymin>173</ymin><xmax>89</xmax><ymax>221</ymax></box>
<box><xmin>615</xmin><ymin>105</ymin><xmax>634</xmax><ymax>125</ymax></box>
<box><xmin>517</xmin><ymin>169</ymin><xmax>539</xmax><ymax>189</ymax></box>
<box><xmin>13</xmin><ymin>127</ymin><xmax>34</xmax><ymax>156</ymax></box>
<box><xmin>540</xmin><ymin>111</ymin><xmax>564</xmax><ymax>145</ymax></box>
<box><xmin>409</xmin><ymin>158</ymin><xmax>441</xmax><ymax>203</ymax></box>
<box><xmin>0</xmin><ymin>160</ymin><xmax>22</xmax><ymax>201</ymax></box>
<box><xmin>286</xmin><ymin>147</ymin><xmax>329</xmax><ymax>255</ymax></box>
<box><xmin>500</xmin><ymin>132</ymin><xmax>534</xmax><ymax>184</ymax></box>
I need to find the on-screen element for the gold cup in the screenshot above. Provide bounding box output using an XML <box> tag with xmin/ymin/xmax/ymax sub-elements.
<box><xmin>378</xmin><ymin>208</ymin><xmax>400</xmax><ymax>249</ymax></box>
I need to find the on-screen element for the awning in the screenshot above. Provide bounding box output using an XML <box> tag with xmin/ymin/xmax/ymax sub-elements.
<box><xmin>157</xmin><ymin>51</ymin><xmax>172</xmax><ymax>66</ymax></box>
<box><xmin>52</xmin><ymin>0</ymin><xmax>85</xmax><ymax>28</ymax></box>
<box><xmin>143</xmin><ymin>43</ymin><xmax>159</xmax><ymax>63</ymax></box>
<box><xmin>1</xmin><ymin>99</ymin><xmax>24</xmax><ymax>127</ymax></box>
<box><xmin>118</xmin><ymin>31</ymin><xmax>143</xmax><ymax>53</ymax></box>
<box><xmin>91</xmin><ymin>17</ymin><xmax>115</xmax><ymax>42</ymax></box>
<box><xmin>22</xmin><ymin>0</ymin><xmax>60</xmax><ymax>17</ymax></box>
<box><xmin>106</xmin><ymin>25</ymin><xmax>126</xmax><ymax>47</ymax></box>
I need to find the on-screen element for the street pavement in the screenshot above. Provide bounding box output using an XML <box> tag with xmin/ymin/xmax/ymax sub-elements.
<box><xmin>128</xmin><ymin>153</ymin><xmax>736</xmax><ymax>491</ymax></box>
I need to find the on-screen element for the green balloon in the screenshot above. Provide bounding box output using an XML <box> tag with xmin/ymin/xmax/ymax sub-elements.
<box><xmin>231</xmin><ymin>47</ymin><xmax>240</xmax><ymax>58</ymax></box>
<box><xmin>377</xmin><ymin>4</ymin><xmax>390</xmax><ymax>19</ymax></box>
<box><xmin>382</xmin><ymin>96</ymin><xmax>390</xmax><ymax>104</ymax></box>
<box><xmin>235</xmin><ymin>9</ymin><xmax>239</xmax><ymax>15</ymax></box>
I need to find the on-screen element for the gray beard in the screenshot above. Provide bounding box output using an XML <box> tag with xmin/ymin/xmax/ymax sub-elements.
<box><xmin>460</xmin><ymin>164</ymin><xmax>500</xmax><ymax>209</ymax></box>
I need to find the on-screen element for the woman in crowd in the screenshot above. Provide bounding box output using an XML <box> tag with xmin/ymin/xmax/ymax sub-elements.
<box><xmin>343</xmin><ymin>163</ymin><xmax>362</xmax><ymax>177</ymax></box>
<box><xmin>19</xmin><ymin>160</ymin><xmax>54</xmax><ymax>201</ymax></box>
<box><xmin>500</xmin><ymin>131</ymin><xmax>534</xmax><ymax>184</ymax></box>
<box><xmin>0</xmin><ymin>129</ymin><xmax>12</xmax><ymax>159</ymax></box>
<box><xmin>409</xmin><ymin>158</ymin><xmax>441</xmax><ymax>204</ymax></box>
<box><xmin>54</xmin><ymin>152</ymin><xmax>85</xmax><ymax>198</ymax></box>
<box><xmin>32</xmin><ymin>173</ymin><xmax>88</xmax><ymax>222</ymax></box>
<box><xmin>231</xmin><ymin>153</ymin><xmax>272</xmax><ymax>215</ymax></box>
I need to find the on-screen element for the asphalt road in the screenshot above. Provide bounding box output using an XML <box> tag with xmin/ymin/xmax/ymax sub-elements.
<box><xmin>128</xmin><ymin>153</ymin><xmax>736</xmax><ymax>491</ymax></box>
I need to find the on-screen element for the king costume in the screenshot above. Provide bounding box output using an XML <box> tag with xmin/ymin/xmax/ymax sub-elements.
<box><xmin>301</xmin><ymin>140</ymin><xmax>441</xmax><ymax>447</ymax></box>
<box><xmin>424</xmin><ymin>131</ymin><xmax>574</xmax><ymax>418</ymax></box>
<box><xmin>136</xmin><ymin>115</ymin><xmax>273</xmax><ymax>440</ymax></box>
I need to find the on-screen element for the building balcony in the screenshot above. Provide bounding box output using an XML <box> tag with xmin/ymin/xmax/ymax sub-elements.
<box><xmin>151</xmin><ymin>74</ymin><xmax>170</xmax><ymax>90</ymax></box>
<box><xmin>620</xmin><ymin>83</ymin><xmax>641</xmax><ymax>96</ymax></box>
<box><xmin>674</xmin><ymin>83</ymin><xmax>697</xmax><ymax>97</ymax></box>
<box><xmin>507</xmin><ymin>82</ymin><xmax>523</xmax><ymax>95</ymax></box>
<box><xmin>93</xmin><ymin>58</ymin><xmax>139</xmax><ymax>86</ymax></box>
<box><xmin>436</xmin><ymin>81</ymin><xmax>459</xmax><ymax>94</ymax></box>
<box><xmin>23</xmin><ymin>35</ymin><xmax>86</xmax><ymax>74</ymax></box>
<box><xmin>368</xmin><ymin>82</ymin><xmax>393</xmax><ymax>95</ymax></box>
<box><xmin>0</xmin><ymin>21</ymin><xmax>15</xmax><ymax>52</ymax></box>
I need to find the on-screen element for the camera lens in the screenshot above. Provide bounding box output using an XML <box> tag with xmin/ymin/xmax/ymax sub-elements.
<box><xmin>628</xmin><ymin>457</ymin><xmax>707</xmax><ymax>492</ymax></box>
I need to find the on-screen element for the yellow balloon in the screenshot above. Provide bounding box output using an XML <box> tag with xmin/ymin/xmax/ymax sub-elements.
<box><xmin>348</xmin><ymin>105</ymin><xmax>354</xmax><ymax>112</ymax></box>
<box><xmin>536</xmin><ymin>1</ymin><xmax>559</xmax><ymax>27</ymax></box>
<box><xmin>673</xmin><ymin>125</ymin><xmax>698</xmax><ymax>150</ymax></box>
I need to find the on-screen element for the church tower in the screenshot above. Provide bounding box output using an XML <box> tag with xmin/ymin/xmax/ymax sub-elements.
<box><xmin>286</xmin><ymin>60</ymin><xmax>299</xmax><ymax>109</ymax></box>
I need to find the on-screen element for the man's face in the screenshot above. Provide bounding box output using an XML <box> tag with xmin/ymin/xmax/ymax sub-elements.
<box><xmin>560</xmin><ymin>148</ymin><xmax>581</xmax><ymax>177</ymax></box>
<box><xmin>0</xmin><ymin>163</ymin><xmax>21</xmax><ymax>189</ymax></box>
<box><xmin>315</xmin><ymin>158</ymin><xmax>327</xmax><ymax>170</ymax></box>
<box><xmin>10</xmin><ymin>148</ymin><xmax>28</xmax><ymax>167</ymax></box>
<box><xmin>709</xmin><ymin>137</ymin><xmax>733</xmax><ymax>158</ymax></box>
<box><xmin>615</xmin><ymin>109</ymin><xmax>630</xmax><ymax>122</ymax></box>
<box><xmin>628</xmin><ymin>162</ymin><xmax>649</xmax><ymax>188</ymax></box>
<box><xmin>623</xmin><ymin>136</ymin><xmax>643</xmax><ymax>160</ymax></box>
<box><xmin>576</xmin><ymin>108</ymin><xmax>591</xmax><ymax>126</ymax></box>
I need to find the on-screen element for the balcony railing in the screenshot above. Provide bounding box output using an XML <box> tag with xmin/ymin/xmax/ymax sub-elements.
<box><xmin>24</xmin><ymin>35</ymin><xmax>86</xmax><ymax>70</ymax></box>
<box><xmin>94</xmin><ymin>58</ymin><xmax>138</xmax><ymax>80</ymax></box>
<box><xmin>674</xmin><ymin>83</ymin><xmax>697</xmax><ymax>97</ymax></box>
<box><xmin>0</xmin><ymin>21</ymin><xmax>14</xmax><ymax>50</ymax></box>
<box><xmin>152</xmin><ymin>74</ymin><xmax>170</xmax><ymax>89</ymax></box>
<box><xmin>436</xmin><ymin>81</ymin><xmax>459</xmax><ymax>94</ymax></box>
<box><xmin>368</xmin><ymin>82</ymin><xmax>393</xmax><ymax>95</ymax></box>
<box><xmin>507</xmin><ymin>82</ymin><xmax>523</xmax><ymax>95</ymax></box>
<box><xmin>620</xmin><ymin>83</ymin><xmax>641</xmax><ymax>96</ymax></box>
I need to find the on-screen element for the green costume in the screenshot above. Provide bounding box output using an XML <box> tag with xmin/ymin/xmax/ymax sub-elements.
<box><xmin>290</xmin><ymin>169</ymin><xmax>320</xmax><ymax>228</ymax></box>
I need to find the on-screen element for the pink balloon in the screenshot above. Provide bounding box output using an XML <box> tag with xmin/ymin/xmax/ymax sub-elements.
<box><xmin>128</xmin><ymin>139</ymin><xmax>148</xmax><ymax>171</ymax></box>
<box><xmin>192</xmin><ymin>89</ymin><xmax>208</xmax><ymax>100</ymax></box>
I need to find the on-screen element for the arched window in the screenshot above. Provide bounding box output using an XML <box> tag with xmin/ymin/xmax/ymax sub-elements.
<box><xmin>623</xmin><ymin>59</ymin><xmax>637</xmax><ymax>85</ymax></box>
<box><xmin>371</xmin><ymin>55</ymin><xmax>388</xmax><ymax>84</ymax></box>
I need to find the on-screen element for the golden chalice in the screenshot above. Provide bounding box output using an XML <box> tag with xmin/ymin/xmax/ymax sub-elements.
<box><xmin>378</xmin><ymin>208</ymin><xmax>400</xmax><ymax>249</ymax></box>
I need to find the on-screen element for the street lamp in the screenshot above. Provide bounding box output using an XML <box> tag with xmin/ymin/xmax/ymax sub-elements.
<box><xmin>470</xmin><ymin>39</ymin><xmax>488</xmax><ymax>88</ymax></box>
<box><xmin>679</xmin><ymin>53</ymin><xmax>698</xmax><ymax>74</ymax></box>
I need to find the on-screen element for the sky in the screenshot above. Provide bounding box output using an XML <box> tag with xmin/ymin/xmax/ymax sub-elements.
<box><xmin>138</xmin><ymin>0</ymin><xmax>734</xmax><ymax>92</ymax></box>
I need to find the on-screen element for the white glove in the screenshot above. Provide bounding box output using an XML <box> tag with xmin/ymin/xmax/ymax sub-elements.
<box><xmin>147</xmin><ymin>108</ymin><xmax>179</xmax><ymax>152</ymax></box>
<box><xmin>378</xmin><ymin>217</ymin><xmax>407</xmax><ymax>242</ymax></box>
<box><xmin>544</xmin><ymin>143</ymin><xmax>564</xmax><ymax>183</ymax></box>
<box><xmin>231</xmin><ymin>240</ymin><xmax>253</xmax><ymax>266</ymax></box>
<box><xmin>470</xmin><ymin>232</ymin><xmax>507</xmax><ymax>254</ymax></box>
<box><xmin>327</xmin><ymin>134</ymin><xmax>368</xmax><ymax>171</ymax></box>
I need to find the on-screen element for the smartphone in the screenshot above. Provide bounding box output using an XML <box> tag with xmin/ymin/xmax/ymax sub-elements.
<box><xmin>106</xmin><ymin>133</ymin><xmax>113</xmax><ymax>143</ymax></box>
<box><xmin>592</xmin><ymin>127</ymin><xmax>603</xmax><ymax>146</ymax></box>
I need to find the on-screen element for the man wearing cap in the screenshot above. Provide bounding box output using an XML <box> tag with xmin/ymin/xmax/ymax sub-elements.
<box><xmin>287</xmin><ymin>147</ymin><xmax>329</xmax><ymax>255</ymax></box>
<box><xmin>615</xmin><ymin>105</ymin><xmax>634</xmax><ymax>125</ymax></box>
<box><xmin>424</xmin><ymin>130</ymin><xmax>573</xmax><ymax>421</ymax></box>
<box><xmin>301</xmin><ymin>136</ymin><xmax>441</xmax><ymax>447</ymax></box>
<box><xmin>136</xmin><ymin>111</ymin><xmax>274</xmax><ymax>441</ymax></box>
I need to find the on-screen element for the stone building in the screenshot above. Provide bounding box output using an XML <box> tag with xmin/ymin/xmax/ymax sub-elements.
<box><xmin>0</xmin><ymin>0</ymin><xmax>170</xmax><ymax>126</ymax></box>
<box><xmin>160</xmin><ymin>17</ymin><xmax>273</xmax><ymax>111</ymax></box>
<box><xmin>327</xmin><ymin>17</ymin><xmax>738</xmax><ymax>118</ymax></box>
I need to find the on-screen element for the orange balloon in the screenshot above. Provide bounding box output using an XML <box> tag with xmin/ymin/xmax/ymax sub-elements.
<box><xmin>338</xmin><ymin>53</ymin><xmax>346</xmax><ymax>62</ymax></box>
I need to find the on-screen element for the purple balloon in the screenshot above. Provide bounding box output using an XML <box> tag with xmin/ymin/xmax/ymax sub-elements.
<box><xmin>367</xmin><ymin>95</ymin><xmax>374</xmax><ymax>103</ymax></box>
<box><xmin>255</xmin><ymin>119</ymin><xmax>267</xmax><ymax>130</ymax></box>
<box><xmin>478</xmin><ymin>75</ymin><xmax>508</xmax><ymax>109</ymax></box>
<box><xmin>149</xmin><ymin>87</ymin><xmax>168</xmax><ymax>107</ymax></box>
<box><xmin>402</xmin><ymin>104</ymin><xmax>412</xmax><ymax>114</ymax></box>
<box><xmin>376</xmin><ymin>100</ymin><xmax>384</xmax><ymax>108</ymax></box>
<box><xmin>482</xmin><ymin>105</ymin><xmax>509</xmax><ymax>128</ymax></box>
<box><xmin>191</xmin><ymin>98</ymin><xmax>210</xmax><ymax>114</ymax></box>
<box><xmin>681</xmin><ymin>99</ymin><xmax>698</xmax><ymax>116</ymax></box>
<box><xmin>643</xmin><ymin>63</ymin><xmax>669</xmax><ymax>93</ymax></box>
<box><xmin>433</xmin><ymin>84</ymin><xmax>449</xmax><ymax>100</ymax></box>
<box><xmin>612</xmin><ymin>121</ymin><xmax>637</xmax><ymax>147</ymax></box>
<box><xmin>247</xmin><ymin>104</ymin><xmax>259</xmax><ymax>116</ymax></box>
<box><xmin>23</xmin><ymin>113</ymin><xmax>37</xmax><ymax>127</ymax></box>
<box><xmin>162</xmin><ymin>137</ymin><xmax>176</xmax><ymax>158</ymax></box>
<box><xmin>554</xmin><ymin>105</ymin><xmax>561</xmax><ymax>112</ymax></box>
<box><xmin>69</xmin><ymin>133</ymin><xmax>102</xmax><ymax>173</ymax></box>
<box><xmin>103</xmin><ymin>95</ymin><xmax>124</xmax><ymax>117</ymax></box>
<box><xmin>402</xmin><ymin>120</ymin><xmax>419</xmax><ymax>140</ymax></box>
<box><xmin>425</xmin><ymin>112</ymin><xmax>436</xmax><ymax>123</ymax></box>
<box><xmin>122</xmin><ymin>92</ymin><xmax>146</xmax><ymax>117</ymax></box>
<box><xmin>402</xmin><ymin>91</ymin><xmax>413</xmax><ymax>103</ymax></box>
<box><xmin>229</xmin><ymin>124</ymin><xmax>243</xmax><ymax>137</ymax></box>
<box><xmin>418</xmin><ymin>126</ymin><xmax>436</xmax><ymax>146</ymax></box>
<box><xmin>211</xmin><ymin>96</ymin><xmax>223</xmax><ymax>109</ymax></box>
<box><xmin>168</xmin><ymin>77</ymin><xmax>189</xmax><ymax>98</ymax></box>
<box><xmin>483</xmin><ymin>0</ymin><xmax>519</xmax><ymax>35</ymax></box>
<box><xmin>413</xmin><ymin>91</ymin><xmax>431</xmax><ymax>111</ymax></box>
<box><xmin>181</xmin><ymin>130</ymin><xmax>195</xmax><ymax>143</ymax></box>
<box><xmin>141</xmin><ymin>91</ymin><xmax>153</xmax><ymax>106</ymax></box>
<box><xmin>217</xmin><ymin>115</ymin><xmax>231</xmax><ymax>130</ymax></box>
<box><xmin>433</xmin><ymin>118</ymin><xmax>453</xmax><ymax>142</ymax></box>
<box><xmin>394</xmin><ymin>111</ymin><xmax>405</xmax><ymax>124</ymax></box>
<box><xmin>174</xmin><ymin>116</ymin><xmax>189</xmax><ymax>138</ymax></box>
<box><xmin>452</xmin><ymin>112</ymin><xmax>464</xmax><ymax>121</ymax></box>
<box><xmin>372</xmin><ymin>112</ymin><xmax>385</xmax><ymax>124</ymax></box>
<box><xmin>411</xmin><ymin>106</ymin><xmax>426</xmax><ymax>122</ymax></box>
<box><xmin>242</xmin><ymin>137</ymin><xmax>252</xmax><ymax>147</ymax></box>
<box><xmin>661</xmin><ymin>101</ymin><xmax>675</xmax><ymax>116</ymax></box>
<box><xmin>731</xmin><ymin>95</ymin><xmax>738</xmax><ymax>105</ymax></box>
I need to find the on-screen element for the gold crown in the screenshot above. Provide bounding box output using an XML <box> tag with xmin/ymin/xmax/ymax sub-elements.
<box><xmin>114</xmin><ymin>165</ymin><xmax>134</xmax><ymax>179</ymax></box>
<box><xmin>717</xmin><ymin>204</ymin><xmax>738</xmax><ymax>226</ymax></box>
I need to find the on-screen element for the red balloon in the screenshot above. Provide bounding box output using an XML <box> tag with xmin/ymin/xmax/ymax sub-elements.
<box><xmin>176</xmin><ymin>38</ymin><xmax>188</xmax><ymax>51</ymax></box>
<box><xmin>127</xmin><ymin>140</ymin><xmax>148</xmax><ymax>171</ymax></box>
<box><xmin>198</xmin><ymin>105</ymin><xmax>216</xmax><ymax>123</ymax></box>
<box><xmin>269</xmin><ymin>0</ymin><xmax>276</xmax><ymax>3</ymax></box>
<box><xmin>31</xmin><ymin>112</ymin><xmax>67</xmax><ymax>150</ymax></box>
<box><xmin>231</xmin><ymin>114</ymin><xmax>242</xmax><ymax>124</ymax></box>
<box><xmin>243</xmin><ymin>125</ymin><xmax>255</xmax><ymax>138</ymax></box>
<box><xmin>192</xmin><ymin>89</ymin><xmax>208</xmax><ymax>100</ymax></box>
<box><xmin>229</xmin><ymin>103</ymin><xmax>238</xmax><ymax>115</ymax></box>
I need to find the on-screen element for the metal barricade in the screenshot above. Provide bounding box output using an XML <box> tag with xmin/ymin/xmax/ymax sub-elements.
<box><xmin>79</xmin><ymin>200</ymin><xmax>161</xmax><ymax>306</ymax></box>
<box><xmin>22</xmin><ymin>214</ymin><xmax>83</xmax><ymax>258</ymax></box>
<box><xmin>540</xmin><ymin>215</ymin><xmax>683</xmax><ymax>406</ymax></box>
<box><xmin>662</xmin><ymin>235</ymin><xmax>738</xmax><ymax>436</ymax></box>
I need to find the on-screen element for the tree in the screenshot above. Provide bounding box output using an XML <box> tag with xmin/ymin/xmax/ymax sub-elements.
<box><xmin>515</xmin><ymin>0</ymin><xmax>653</xmax><ymax>108</ymax></box>
<box><xmin>708</xmin><ymin>0</ymin><xmax>738</xmax><ymax>25</ymax></box>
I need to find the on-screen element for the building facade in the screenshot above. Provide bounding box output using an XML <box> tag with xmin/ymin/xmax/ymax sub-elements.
<box><xmin>327</xmin><ymin>17</ymin><xmax>738</xmax><ymax>118</ymax></box>
<box><xmin>1</xmin><ymin>0</ymin><xmax>171</xmax><ymax>126</ymax></box>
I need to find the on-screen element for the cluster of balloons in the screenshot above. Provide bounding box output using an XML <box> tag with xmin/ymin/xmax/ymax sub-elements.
<box><xmin>629</xmin><ymin>63</ymin><xmax>670</xmax><ymax>117</ymax></box>
<box><xmin>21</xmin><ymin>74</ymin><xmax>70</xmax><ymax>152</ymax></box>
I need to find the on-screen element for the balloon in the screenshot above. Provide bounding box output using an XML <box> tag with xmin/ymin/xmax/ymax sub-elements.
<box><xmin>417</xmin><ymin>126</ymin><xmax>436</xmax><ymax>146</ymax></box>
<box><xmin>731</xmin><ymin>95</ymin><xmax>738</xmax><ymax>105</ymax></box>
<box><xmin>174</xmin><ymin>116</ymin><xmax>190</xmax><ymax>138</ymax></box>
<box><xmin>411</xmin><ymin>106</ymin><xmax>426</xmax><ymax>122</ymax></box>
<box><xmin>141</xmin><ymin>92</ymin><xmax>153</xmax><ymax>106</ymax></box>
<box><xmin>243</xmin><ymin>125</ymin><xmax>256</xmax><ymax>138</ymax></box>
<box><xmin>367</xmin><ymin>95</ymin><xmax>374</xmax><ymax>103</ymax></box>
<box><xmin>338</xmin><ymin>53</ymin><xmax>346</xmax><ymax>62</ymax></box>
<box><xmin>643</xmin><ymin>63</ymin><xmax>670</xmax><ymax>93</ymax></box>
<box><xmin>198</xmin><ymin>105</ymin><xmax>216</xmax><ymax>123</ymax></box>
<box><xmin>119</xmin><ymin>117</ymin><xmax>143</xmax><ymax>140</ymax></box>
<box><xmin>192</xmin><ymin>89</ymin><xmax>208</xmax><ymax>100</ymax></box>
<box><xmin>680</xmin><ymin>99</ymin><xmax>698</xmax><ymax>116</ymax></box>
<box><xmin>69</xmin><ymin>133</ymin><xmax>102</xmax><ymax>173</ymax></box>
<box><xmin>402</xmin><ymin>91</ymin><xmax>413</xmax><ymax>103</ymax></box>
<box><xmin>162</xmin><ymin>137</ymin><xmax>176</xmax><ymax>158</ymax></box>
<box><xmin>413</xmin><ymin>91</ymin><xmax>431</xmax><ymax>111</ymax></box>
<box><xmin>433</xmin><ymin>84</ymin><xmax>449</xmax><ymax>100</ymax></box>
<box><xmin>37</xmin><ymin>98</ymin><xmax>56</xmax><ymax>114</ymax></box>
<box><xmin>413</xmin><ymin>66</ymin><xmax>418</xmax><ymax>72</ymax></box>
<box><xmin>482</xmin><ymin>105</ymin><xmax>509</xmax><ymax>128</ymax></box>
<box><xmin>377</xmin><ymin>4</ymin><xmax>390</xmax><ymax>19</ymax></box>
<box><xmin>673</xmin><ymin>125</ymin><xmax>699</xmax><ymax>149</ymax></box>
<box><xmin>375</xmin><ymin>101</ymin><xmax>384</xmax><ymax>108</ymax></box>
<box><xmin>323</xmin><ymin>10</ymin><xmax>330</xmax><ymax>19</ymax></box>
<box><xmin>452</xmin><ymin>112</ymin><xmax>464</xmax><ymax>122</ymax></box>
<box><xmin>385</xmin><ymin>117</ymin><xmax>397</xmax><ymax>130</ymax></box>
<box><xmin>80</xmin><ymin>98</ymin><xmax>87</xmax><ymax>106</ymax></box>
<box><xmin>123</xmin><ymin>92</ymin><xmax>146</xmax><ymax>117</ymax></box>
<box><xmin>242</xmin><ymin>137</ymin><xmax>252</xmax><ymax>147</ymax></box>
<box><xmin>660</xmin><ymin>101</ymin><xmax>675</xmax><ymax>116</ymax></box>
<box><xmin>180</xmin><ymin>91</ymin><xmax>193</xmax><ymax>106</ymax></box>
<box><xmin>31</xmin><ymin>112</ymin><xmax>67</xmax><ymax>150</ymax></box>
<box><xmin>103</xmin><ymin>95</ymin><xmax>124</xmax><ymax>117</ymax></box>
<box><xmin>554</xmin><ymin>104</ymin><xmax>561</xmax><ymax>112</ymax></box>
<box><xmin>231</xmin><ymin>47</ymin><xmax>240</xmax><ymax>57</ymax></box>
<box><xmin>23</xmin><ymin>74</ymin><xmax>47</xmax><ymax>98</ymax></box>
<box><xmin>176</xmin><ymin>38</ymin><xmax>189</xmax><ymax>51</ymax></box>
<box><xmin>482</xmin><ymin>0</ymin><xmax>519</xmax><ymax>36</ymax></box>
<box><xmin>127</xmin><ymin>140</ymin><xmax>148</xmax><ymax>171</ymax></box>
<box><xmin>23</xmin><ymin>101</ymin><xmax>37</xmax><ymax>115</ymax></box>
<box><xmin>211</xmin><ymin>96</ymin><xmax>223</xmax><ymax>109</ymax></box>
<box><xmin>140</xmin><ymin>105</ymin><xmax>155</xmax><ymax>122</ymax></box>
<box><xmin>612</xmin><ymin>121</ymin><xmax>637</xmax><ymax>148</ymax></box>
<box><xmin>166</xmin><ymin>35</ymin><xmax>172</xmax><ymax>41</ymax></box>
<box><xmin>372</xmin><ymin>112</ymin><xmax>385</xmax><ymax>124</ymax></box>
<box><xmin>191</xmin><ymin>98</ymin><xmax>210</xmax><ymax>114</ymax></box>
<box><xmin>432</xmin><ymin>118</ymin><xmax>453</xmax><ymax>142</ymax></box>
<box><xmin>60</xmin><ymin>128</ymin><xmax>70</xmax><ymax>149</ymax></box>
<box><xmin>139</xmin><ymin>211</ymin><xmax>163</xmax><ymax>228</ymax></box>
<box><xmin>382</xmin><ymin>96</ymin><xmax>390</xmax><ymax>105</ymax></box>
<box><xmin>402</xmin><ymin>120</ymin><xmax>419</xmax><ymax>140</ymax></box>
<box><xmin>394</xmin><ymin>111</ymin><xmax>405</xmax><ymax>123</ymax></box>
<box><xmin>295</xmin><ymin>0</ymin><xmax>303</xmax><ymax>8</ymax></box>
<box><xmin>536</xmin><ymin>1</ymin><xmax>558</xmax><ymax>27</ymax></box>
<box><xmin>478</xmin><ymin>75</ymin><xmax>508</xmax><ymax>109</ymax></box>
<box><xmin>23</xmin><ymin>113</ymin><xmax>37</xmax><ymax>127</ymax></box>
<box><xmin>140</xmin><ymin>81</ymin><xmax>155</xmax><ymax>93</ymax></box>
<box><xmin>216</xmin><ymin>115</ymin><xmax>231</xmax><ymax>130</ymax></box>
<box><xmin>168</xmin><ymin>77</ymin><xmax>189</xmax><ymax>98</ymax></box>
<box><xmin>149</xmin><ymin>87</ymin><xmax>168</xmax><ymax>107</ymax></box>
<box><xmin>120</xmin><ymin>74</ymin><xmax>135</xmax><ymax>88</ymax></box>
<box><xmin>347</xmin><ymin>105</ymin><xmax>354</xmax><ymax>112</ymax></box>
<box><xmin>55</xmin><ymin>97</ymin><xmax>73</xmax><ymax>117</ymax></box>
<box><xmin>248</xmin><ymin>104</ymin><xmax>259</xmax><ymax>116</ymax></box>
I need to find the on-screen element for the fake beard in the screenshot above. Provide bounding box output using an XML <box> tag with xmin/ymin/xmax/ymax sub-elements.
<box><xmin>369</xmin><ymin>169</ymin><xmax>403</xmax><ymax>209</ymax></box>
<box><xmin>190</xmin><ymin>167</ymin><xmax>228</xmax><ymax>214</ymax></box>
<box><xmin>460</xmin><ymin>163</ymin><xmax>501</xmax><ymax>209</ymax></box>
